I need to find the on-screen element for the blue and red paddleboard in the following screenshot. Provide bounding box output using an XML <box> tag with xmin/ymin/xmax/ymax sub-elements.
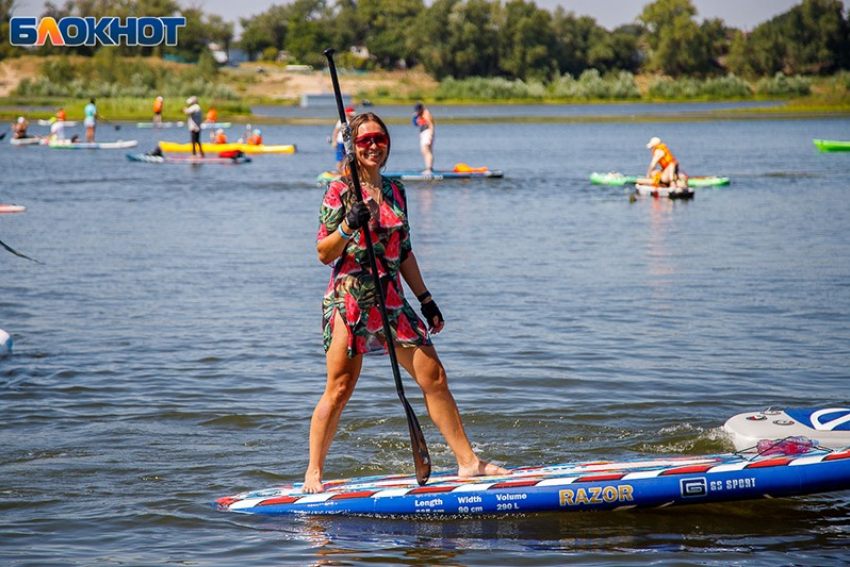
<box><xmin>214</xmin><ymin>447</ymin><xmax>850</xmax><ymax>516</ymax></box>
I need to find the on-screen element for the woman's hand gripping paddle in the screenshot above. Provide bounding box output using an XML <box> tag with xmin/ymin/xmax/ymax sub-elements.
<box><xmin>323</xmin><ymin>48</ymin><xmax>431</xmax><ymax>486</ymax></box>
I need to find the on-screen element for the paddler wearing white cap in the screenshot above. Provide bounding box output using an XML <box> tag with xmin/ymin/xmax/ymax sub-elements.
<box><xmin>641</xmin><ymin>136</ymin><xmax>687</xmax><ymax>188</ymax></box>
<box><xmin>182</xmin><ymin>96</ymin><xmax>205</xmax><ymax>157</ymax></box>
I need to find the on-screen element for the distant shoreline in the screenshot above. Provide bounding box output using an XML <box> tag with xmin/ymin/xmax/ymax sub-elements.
<box><xmin>3</xmin><ymin>100</ymin><xmax>849</xmax><ymax>125</ymax></box>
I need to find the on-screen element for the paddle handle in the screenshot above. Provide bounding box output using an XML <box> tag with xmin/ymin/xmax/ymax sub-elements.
<box><xmin>323</xmin><ymin>48</ymin><xmax>431</xmax><ymax>486</ymax></box>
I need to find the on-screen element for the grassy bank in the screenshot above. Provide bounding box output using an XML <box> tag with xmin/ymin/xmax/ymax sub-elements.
<box><xmin>1</xmin><ymin>56</ymin><xmax>849</xmax><ymax>122</ymax></box>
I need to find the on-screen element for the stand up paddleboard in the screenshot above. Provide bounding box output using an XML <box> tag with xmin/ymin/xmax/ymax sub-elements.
<box><xmin>591</xmin><ymin>172</ymin><xmax>730</xmax><ymax>187</ymax></box>
<box><xmin>0</xmin><ymin>328</ymin><xmax>12</xmax><ymax>356</ymax></box>
<box><xmin>384</xmin><ymin>168</ymin><xmax>504</xmax><ymax>181</ymax></box>
<box><xmin>317</xmin><ymin>165</ymin><xmax>504</xmax><ymax>185</ymax></box>
<box><xmin>215</xmin><ymin>446</ymin><xmax>850</xmax><ymax>516</ymax></box>
<box><xmin>126</xmin><ymin>153</ymin><xmax>252</xmax><ymax>165</ymax></box>
<box><xmin>724</xmin><ymin>408</ymin><xmax>850</xmax><ymax>451</ymax></box>
<box><xmin>48</xmin><ymin>140</ymin><xmax>138</xmax><ymax>150</ymax></box>
<box><xmin>0</xmin><ymin>204</ymin><xmax>26</xmax><ymax>214</ymax></box>
<box><xmin>635</xmin><ymin>184</ymin><xmax>695</xmax><ymax>200</ymax></box>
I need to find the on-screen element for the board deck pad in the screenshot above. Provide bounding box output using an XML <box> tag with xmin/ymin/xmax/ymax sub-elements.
<box><xmin>725</xmin><ymin>408</ymin><xmax>850</xmax><ymax>451</ymax></box>
<box><xmin>214</xmin><ymin>447</ymin><xmax>850</xmax><ymax>516</ymax></box>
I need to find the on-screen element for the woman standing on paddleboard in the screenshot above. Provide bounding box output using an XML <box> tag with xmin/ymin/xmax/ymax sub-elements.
<box><xmin>306</xmin><ymin>113</ymin><xmax>507</xmax><ymax>493</ymax></box>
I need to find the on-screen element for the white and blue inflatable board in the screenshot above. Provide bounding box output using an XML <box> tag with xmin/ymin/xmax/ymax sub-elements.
<box><xmin>0</xmin><ymin>328</ymin><xmax>12</xmax><ymax>356</ymax></box>
<box><xmin>215</xmin><ymin>448</ymin><xmax>850</xmax><ymax>516</ymax></box>
<box><xmin>383</xmin><ymin>169</ymin><xmax>504</xmax><ymax>181</ymax></box>
<box><xmin>725</xmin><ymin>408</ymin><xmax>850</xmax><ymax>451</ymax></box>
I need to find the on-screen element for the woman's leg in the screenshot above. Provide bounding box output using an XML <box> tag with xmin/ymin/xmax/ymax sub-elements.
<box><xmin>303</xmin><ymin>312</ymin><xmax>363</xmax><ymax>493</ymax></box>
<box><xmin>396</xmin><ymin>345</ymin><xmax>508</xmax><ymax>477</ymax></box>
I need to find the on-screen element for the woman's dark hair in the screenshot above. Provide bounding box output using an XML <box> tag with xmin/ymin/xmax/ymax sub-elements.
<box><xmin>338</xmin><ymin>112</ymin><xmax>391</xmax><ymax>173</ymax></box>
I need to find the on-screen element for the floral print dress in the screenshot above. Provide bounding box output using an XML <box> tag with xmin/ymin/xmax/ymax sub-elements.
<box><xmin>317</xmin><ymin>177</ymin><xmax>431</xmax><ymax>358</ymax></box>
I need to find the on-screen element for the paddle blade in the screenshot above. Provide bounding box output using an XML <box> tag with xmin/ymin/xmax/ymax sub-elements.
<box><xmin>402</xmin><ymin>398</ymin><xmax>431</xmax><ymax>485</ymax></box>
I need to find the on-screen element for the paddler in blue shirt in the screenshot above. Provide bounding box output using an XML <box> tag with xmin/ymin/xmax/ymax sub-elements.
<box><xmin>83</xmin><ymin>98</ymin><xmax>98</xmax><ymax>142</ymax></box>
<box><xmin>182</xmin><ymin>96</ymin><xmax>205</xmax><ymax>157</ymax></box>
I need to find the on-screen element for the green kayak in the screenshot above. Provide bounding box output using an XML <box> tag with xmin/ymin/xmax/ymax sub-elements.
<box><xmin>813</xmin><ymin>139</ymin><xmax>850</xmax><ymax>152</ymax></box>
<box><xmin>590</xmin><ymin>172</ymin><xmax>730</xmax><ymax>187</ymax></box>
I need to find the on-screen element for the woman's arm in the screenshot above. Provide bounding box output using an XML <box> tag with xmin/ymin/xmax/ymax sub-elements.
<box><xmin>401</xmin><ymin>252</ymin><xmax>445</xmax><ymax>333</ymax></box>
<box><xmin>400</xmin><ymin>252</ymin><xmax>428</xmax><ymax>298</ymax></box>
<box><xmin>317</xmin><ymin>219</ymin><xmax>354</xmax><ymax>264</ymax></box>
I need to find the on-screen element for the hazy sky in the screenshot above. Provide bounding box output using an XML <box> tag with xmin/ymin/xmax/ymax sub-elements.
<box><xmin>13</xmin><ymin>0</ymin><xmax>806</xmax><ymax>32</ymax></box>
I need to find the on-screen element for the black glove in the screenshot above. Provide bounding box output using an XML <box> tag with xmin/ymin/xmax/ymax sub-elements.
<box><xmin>421</xmin><ymin>300</ymin><xmax>443</xmax><ymax>329</ymax></box>
<box><xmin>345</xmin><ymin>201</ymin><xmax>371</xmax><ymax>231</ymax></box>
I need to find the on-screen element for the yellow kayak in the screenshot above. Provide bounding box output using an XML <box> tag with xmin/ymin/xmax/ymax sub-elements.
<box><xmin>157</xmin><ymin>141</ymin><xmax>296</xmax><ymax>154</ymax></box>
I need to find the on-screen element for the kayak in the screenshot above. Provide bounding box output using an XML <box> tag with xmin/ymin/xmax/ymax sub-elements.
<box><xmin>9</xmin><ymin>137</ymin><xmax>44</xmax><ymax>146</ymax></box>
<box><xmin>591</xmin><ymin>172</ymin><xmax>730</xmax><ymax>187</ymax></box>
<box><xmin>48</xmin><ymin>139</ymin><xmax>138</xmax><ymax>150</ymax></box>
<box><xmin>136</xmin><ymin>121</ymin><xmax>184</xmax><ymax>128</ymax></box>
<box><xmin>126</xmin><ymin>153</ymin><xmax>252</xmax><ymax>165</ymax></box>
<box><xmin>214</xmin><ymin>446</ymin><xmax>850</xmax><ymax>516</ymax></box>
<box><xmin>724</xmin><ymin>408</ymin><xmax>850</xmax><ymax>451</ymax></box>
<box><xmin>813</xmin><ymin>139</ymin><xmax>850</xmax><ymax>152</ymax></box>
<box><xmin>635</xmin><ymin>184</ymin><xmax>695</xmax><ymax>199</ymax></box>
<box><xmin>157</xmin><ymin>141</ymin><xmax>296</xmax><ymax>154</ymax></box>
<box><xmin>0</xmin><ymin>204</ymin><xmax>26</xmax><ymax>214</ymax></box>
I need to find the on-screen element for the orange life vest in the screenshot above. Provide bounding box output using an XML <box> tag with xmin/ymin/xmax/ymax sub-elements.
<box><xmin>655</xmin><ymin>143</ymin><xmax>677</xmax><ymax>168</ymax></box>
<box><xmin>247</xmin><ymin>134</ymin><xmax>262</xmax><ymax>145</ymax></box>
<box><xmin>213</xmin><ymin>133</ymin><xmax>227</xmax><ymax>144</ymax></box>
<box><xmin>153</xmin><ymin>99</ymin><xmax>163</xmax><ymax>113</ymax></box>
<box><xmin>206</xmin><ymin>109</ymin><xmax>217</xmax><ymax>122</ymax></box>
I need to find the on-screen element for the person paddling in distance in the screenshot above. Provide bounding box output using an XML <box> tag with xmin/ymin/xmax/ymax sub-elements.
<box><xmin>413</xmin><ymin>102</ymin><xmax>435</xmax><ymax>174</ymax></box>
<box><xmin>211</xmin><ymin>128</ymin><xmax>227</xmax><ymax>144</ymax></box>
<box><xmin>306</xmin><ymin>112</ymin><xmax>508</xmax><ymax>494</ymax></box>
<box><xmin>331</xmin><ymin>105</ymin><xmax>356</xmax><ymax>168</ymax></box>
<box><xmin>152</xmin><ymin>96</ymin><xmax>164</xmax><ymax>126</ymax></box>
<box><xmin>83</xmin><ymin>98</ymin><xmax>98</xmax><ymax>142</ymax></box>
<box><xmin>640</xmin><ymin>136</ymin><xmax>688</xmax><ymax>188</ymax></box>
<box><xmin>183</xmin><ymin>96</ymin><xmax>205</xmax><ymax>158</ymax></box>
<box><xmin>12</xmin><ymin>116</ymin><xmax>29</xmax><ymax>139</ymax></box>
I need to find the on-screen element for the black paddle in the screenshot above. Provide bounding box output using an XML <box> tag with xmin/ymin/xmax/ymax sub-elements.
<box><xmin>100</xmin><ymin>117</ymin><xmax>120</xmax><ymax>131</ymax></box>
<box><xmin>323</xmin><ymin>48</ymin><xmax>431</xmax><ymax>486</ymax></box>
<box><xmin>0</xmin><ymin>236</ymin><xmax>42</xmax><ymax>263</ymax></box>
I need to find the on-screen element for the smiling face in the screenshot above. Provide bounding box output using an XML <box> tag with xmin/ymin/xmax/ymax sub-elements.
<box><xmin>348</xmin><ymin>114</ymin><xmax>391</xmax><ymax>173</ymax></box>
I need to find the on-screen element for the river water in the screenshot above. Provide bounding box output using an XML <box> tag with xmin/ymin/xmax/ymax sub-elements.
<box><xmin>2</xmin><ymin>104</ymin><xmax>849</xmax><ymax>566</ymax></box>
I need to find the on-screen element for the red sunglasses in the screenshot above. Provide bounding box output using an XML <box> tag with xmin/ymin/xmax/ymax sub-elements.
<box><xmin>354</xmin><ymin>132</ymin><xmax>389</xmax><ymax>148</ymax></box>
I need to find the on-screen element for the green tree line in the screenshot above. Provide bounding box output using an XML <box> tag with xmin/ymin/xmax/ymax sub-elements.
<box><xmin>2</xmin><ymin>0</ymin><xmax>848</xmax><ymax>81</ymax></box>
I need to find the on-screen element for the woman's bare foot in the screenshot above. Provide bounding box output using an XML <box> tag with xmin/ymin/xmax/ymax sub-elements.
<box><xmin>458</xmin><ymin>460</ymin><xmax>509</xmax><ymax>478</ymax></box>
<box><xmin>302</xmin><ymin>470</ymin><xmax>325</xmax><ymax>494</ymax></box>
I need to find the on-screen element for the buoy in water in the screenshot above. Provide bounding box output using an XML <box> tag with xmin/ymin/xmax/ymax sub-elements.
<box><xmin>0</xmin><ymin>328</ymin><xmax>12</xmax><ymax>356</ymax></box>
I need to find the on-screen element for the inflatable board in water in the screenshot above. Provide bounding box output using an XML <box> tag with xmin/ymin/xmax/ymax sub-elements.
<box><xmin>724</xmin><ymin>408</ymin><xmax>850</xmax><ymax>452</ymax></box>
<box><xmin>215</xmin><ymin>447</ymin><xmax>850</xmax><ymax>516</ymax></box>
